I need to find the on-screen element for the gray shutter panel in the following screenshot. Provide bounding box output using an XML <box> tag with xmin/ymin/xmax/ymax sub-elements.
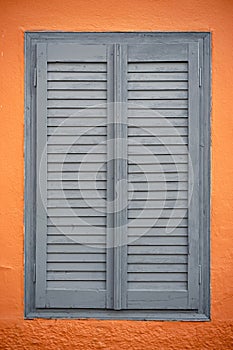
<box><xmin>126</xmin><ymin>43</ymin><xmax>200</xmax><ymax>309</ymax></box>
<box><xmin>35</xmin><ymin>43</ymin><xmax>112</xmax><ymax>308</ymax></box>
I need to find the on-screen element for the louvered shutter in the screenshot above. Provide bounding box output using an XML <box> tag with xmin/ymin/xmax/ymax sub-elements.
<box><xmin>35</xmin><ymin>43</ymin><xmax>114</xmax><ymax>308</ymax></box>
<box><xmin>33</xmin><ymin>37</ymin><xmax>203</xmax><ymax>313</ymax></box>
<box><xmin>125</xmin><ymin>43</ymin><xmax>200</xmax><ymax>309</ymax></box>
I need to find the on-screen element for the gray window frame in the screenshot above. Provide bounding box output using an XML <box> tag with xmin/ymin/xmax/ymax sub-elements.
<box><xmin>24</xmin><ymin>32</ymin><xmax>211</xmax><ymax>320</ymax></box>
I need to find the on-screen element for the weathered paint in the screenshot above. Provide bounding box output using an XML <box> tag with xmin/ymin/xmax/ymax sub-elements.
<box><xmin>0</xmin><ymin>0</ymin><xmax>233</xmax><ymax>348</ymax></box>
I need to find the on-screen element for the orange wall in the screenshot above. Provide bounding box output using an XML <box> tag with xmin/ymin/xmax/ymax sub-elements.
<box><xmin>0</xmin><ymin>0</ymin><xmax>233</xmax><ymax>349</ymax></box>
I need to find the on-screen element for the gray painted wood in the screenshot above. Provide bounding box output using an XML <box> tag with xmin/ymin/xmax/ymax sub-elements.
<box><xmin>127</xmin><ymin>42</ymin><xmax>190</xmax><ymax>310</ymax></box>
<box><xmin>25</xmin><ymin>32</ymin><xmax>210</xmax><ymax>320</ymax></box>
<box><xmin>128</xmin><ymin>291</ymin><xmax>189</xmax><ymax>309</ymax></box>
<box><xmin>128</xmin><ymin>62</ymin><xmax>188</xmax><ymax>72</ymax></box>
<box><xmin>35</xmin><ymin>43</ymin><xmax>48</xmax><ymax>308</ymax></box>
<box><xmin>113</xmin><ymin>44</ymin><xmax>128</xmax><ymax>310</ymax></box>
<box><xmin>47</xmin><ymin>62</ymin><xmax>106</xmax><ymax>71</ymax></box>
<box><xmin>187</xmin><ymin>42</ymin><xmax>200</xmax><ymax>309</ymax></box>
<box><xmin>128</xmin><ymin>44</ymin><xmax>188</xmax><ymax>61</ymax></box>
<box><xmin>106</xmin><ymin>44</ymin><xmax>114</xmax><ymax>309</ymax></box>
<box><xmin>47</xmin><ymin>44</ymin><xmax>107</xmax><ymax>62</ymax></box>
<box><xmin>45</xmin><ymin>290</ymin><xmax>106</xmax><ymax>308</ymax></box>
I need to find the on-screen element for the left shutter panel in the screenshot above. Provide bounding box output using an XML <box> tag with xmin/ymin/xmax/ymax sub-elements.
<box><xmin>35</xmin><ymin>43</ymin><xmax>112</xmax><ymax>309</ymax></box>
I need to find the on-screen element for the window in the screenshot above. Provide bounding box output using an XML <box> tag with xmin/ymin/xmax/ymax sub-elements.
<box><xmin>25</xmin><ymin>32</ymin><xmax>211</xmax><ymax>320</ymax></box>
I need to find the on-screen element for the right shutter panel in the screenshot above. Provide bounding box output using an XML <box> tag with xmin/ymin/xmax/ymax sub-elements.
<box><xmin>127</xmin><ymin>43</ymin><xmax>200</xmax><ymax>309</ymax></box>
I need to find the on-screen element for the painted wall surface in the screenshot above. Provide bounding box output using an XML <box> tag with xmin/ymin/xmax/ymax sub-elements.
<box><xmin>0</xmin><ymin>0</ymin><xmax>233</xmax><ymax>348</ymax></box>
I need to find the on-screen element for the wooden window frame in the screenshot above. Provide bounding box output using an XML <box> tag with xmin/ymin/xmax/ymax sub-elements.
<box><xmin>24</xmin><ymin>32</ymin><xmax>211</xmax><ymax>320</ymax></box>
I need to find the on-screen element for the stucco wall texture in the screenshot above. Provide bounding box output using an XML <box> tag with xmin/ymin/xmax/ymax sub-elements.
<box><xmin>0</xmin><ymin>0</ymin><xmax>233</xmax><ymax>349</ymax></box>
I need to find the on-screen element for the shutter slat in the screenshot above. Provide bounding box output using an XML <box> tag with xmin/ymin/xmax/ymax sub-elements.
<box><xmin>128</xmin><ymin>218</ymin><xmax>188</xmax><ymax>227</ymax></box>
<box><xmin>128</xmin><ymin>91</ymin><xmax>188</xmax><ymax>99</ymax></box>
<box><xmin>48</xmin><ymin>72</ymin><xmax>106</xmax><ymax>80</ymax></box>
<box><xmin>128</xmin><ymin>227</ymin><xmax>187</xmax><ymax>236</ymax></box>
<box><xmin>128</xmin><ymin>282</ymin><xmax>187</xmax><ymax>289</ymax></box>
<box><xmin>48</xmin><ymin>262</ymin><xmax>106</xmax><ymax>271</ymax></box>
<box><xmin>48</xmin><ymin>90</ymin><xmax>107</xmax><ymax>99</ymax></box>
<box><xmin>128</xmin><ymin>254</ymin><xmax>187</xmax><ymax>264</ymax></box>
<box><xmin>48</xmin><ymin>189</ymin><xmax>106</xmax><ymax>199</ymax></box>
<box><xmin>128</xmin><ymin>264</ymin><xmax>187</xmax><ymax>273</ymax></box>
<box><xmin>128</xmin><ymin>236</ymin><xmax>187</xmax><ymax>245</ymax></box>
<box><xmin>47</xmin><ymin>253</ymin><xmax>106</xmax><ymax>262</ymax></box>
<box><xmin>47</xmin><ymin>118</ymin><xmax>106</xmax><ymax>127</ymax></box>
<box><xmin>47</xmin><ymin>62</ymin><xmax>107</xmax><ymax>72</ymax></box>
<box><xmin>47</xmin><ymin>281</ymin><xmax>105</xmax><ymax>289</ymax></box>
<box><xmin>128</xmin><ymin>118</ymin><xmax>188</xmax><ymax>127</ymax></box>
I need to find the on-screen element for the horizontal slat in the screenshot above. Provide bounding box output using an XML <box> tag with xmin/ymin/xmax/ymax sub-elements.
<box><xmin>47</xmin><ymin>154</ymin><xmax>106</xmax><ymax>163</ymax></box>
<box><xmin>128</xmin><ymin>227</ymin><xmax>187</xmax><ymax>236</ymax></box>
<box><xmin>47</xmin><ymin>234</ymin><xmax>106</xmax><ymax>244</ymax></box>
<box><xmin>128</xmin><ymin>199</ymin><xmax>187</xmax><ymax>209</ymax></box>
<box><xmin>128</xmin><ymin>272</ymin><xmax>187</xmax><ymax>282</ymax></box>
<box><xmin>47</xmin><ymin>244</ymin><xmax>106</xmax><ymax>253</ymax></box>
<box><xmin>128</xmin><ymin>100</ymin><xmax>188</xmax><ymax>109</ymax></box>
<box><xmin>47</xmin><ymin>180</ymin><xmax>106</xmax><ymax>190</ymax></box>
<box><xmin>48</xmin><ymin>109</ymin><xmax>107</xmax><ymax>117</ymax></box>
<box><xmin>129</xmin><ymin>173</ymin><xmax>188</xmax><ymax>182</ymax></box>
<box><xmin>48</xmin><ymin>189</ymin><xmax>106</xmax><ymax>199</ymax></box>
<box><xmin>48</xmin><ymin>126</ymin><xmax>107</xmax><ymax>136</ymax></box>
<box><xmin>128</xmin><ymin>73</ymin><xmax>188</xmax><ymax>82</ymax></box>
<box><xmin>128</xmin><ymin>246</ymin><xmax>187</xmax><ymax>255</ymax></box>
<box><xmin>47</xmin><ymin>144</ymin><xmax>106</xmax><ymax>153</ymax></box>
<box><xmin>48</xmin><ymin>81</ymin><xmax>107</xmax><ymax>90</ymax></box>
<box><xmin>47</xmin><ymin>100</ymin><xmax>107</xmax><ymax>108</ymax></box>
<box><xmin>48</xmin><ymin>163</ymin><xmax>106</xmax><ymax>173</ymax></box>
<box><xmin>47</xmin><ymin>281</ymin><xmax>105</xmax><ymax>289</ymax></box>
<box><xmin>47</xmin><ymin>253</ymin><xmax>106</xmax><ymax>262</ymax></box>
<box><xmin>48</xmin><ymin>208</ymin><xmax>106</xmax><ymax>216</ymax></box>
<box><xmin>48</xmin><ymin>216</ymin><xmax>106</xmax><ymax>226</ymax></box>
<box><xmin>128</xmin><ymin>281</ymin><xmax>187</xmax><ymax>289</ymax></box>
<box><xmin>128</xmin><ymin>128</ymin><xmax>187</xmax><ymax>137</ymax></box>
<box><xmin>47</xmin><ymin>135</ymin><xmax>107</xmax><ymax>145</ymax></box>
<box><xmin>47</xmin><ymin>125</ymin><xmax>106</xmax><ymax>135</ymax></box>
<box><xmin>47</xmin><ymin>172</ymin><xmax>106</xmax><ymax>181</ymax></box>
<box><xmin>128</xmin><ymin>254</ymin><xmax>187</xmax><ymax>264</ymax></box>
<box><xmin>47</xmin><ymin>271</ymin><xmax>105</xmax><ymax>281</ymax></box>
<box><xmin>128</xmin><ymin>109</ymin><xmax>188</xmax><ymax>117</ymax></box>
<box><xmin>128</xmin><ymin>264</ymin><xmax>187</xmax><ymax>273</ymax></box>
<box><xmin>128</xmin><ymin>90</ymin><xmax>188</xmax><ymax>99</ymax></box>
<box><xmin>128</xmin><ymin>236</ymin><xmax>187</xmax><ymax>245</ymax></box>
<box><xmin>47</xmin><ymin>62</ymin><xmax>107</xmax><ymax>72</ymax></box>
<box><xmin>47</xmin><ymin>199</ymin><xmax>105</xmax><ymax>208</ymax></box>
<box><xmin>47</xmin><ymin>262</ymin><xmax>106</xmax><ymax>271</ymax></box>
<box><xmin>129</xmin><ymin>182</ymin><xmax>188</xmax><ymax>191</ymax></box>
<box><xmin>128</xmin><ymin>62</ymin><xmax>188</xmax><ymax>72</ymax></box>
<box><xmin>48</xmin><ymin>228</ymin><xmax>106</xmax><ymax>235</ymax></box>
<box><xmin>128</xmin><ymin>209</ymin><xmax>187</xmax><ymax>219</ymax></box>
<box><xmin>129</xmin><ymin>163</ymin><xmax>187</xmax><ymax>172</ymax></box>
<box><xmin>128</xmin><ymin>118</ymin><xmax>187</xmax><ymax>127</ymax></box>
<box><xmin>48</xmin><ymin>90</ymin><xmax>107</xmax><ymax>99</ymax></box>
<box><xmin>47</xmin><ymin>118</ymin><xmax>107</xmax><ymax>127</ymax></box>
<box><xmin>128</xmin><ymin>81</ymin><xmax>187</xmax><ymax>89</ymax></box>
<box><xmin>128</xmin><ymin>145</ymin><xmax>188</xmax><ymax>155</ymax></box>
<box><xmin>128</xmin><ymin>218</ymin><xmax>188</xmax><ymax>227</ymax></box>
<box><xmin>128</xmin><ymin>190</ymin><xmax>187</xmax><ymax>200</ymax></box>
<box><xmin>48</xmin><ymin>72</ymin><xmax>107</xmax><ymax>81</ymax></box>
<box><xmin>128</xmin><ymin>155</ymin><xmax>188</xmax><ymax>163</ymax></box>
<box><xmin>129</xmin><ymin>139</ymin><xmax>188</xmax><ymax>147</ymax></box>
